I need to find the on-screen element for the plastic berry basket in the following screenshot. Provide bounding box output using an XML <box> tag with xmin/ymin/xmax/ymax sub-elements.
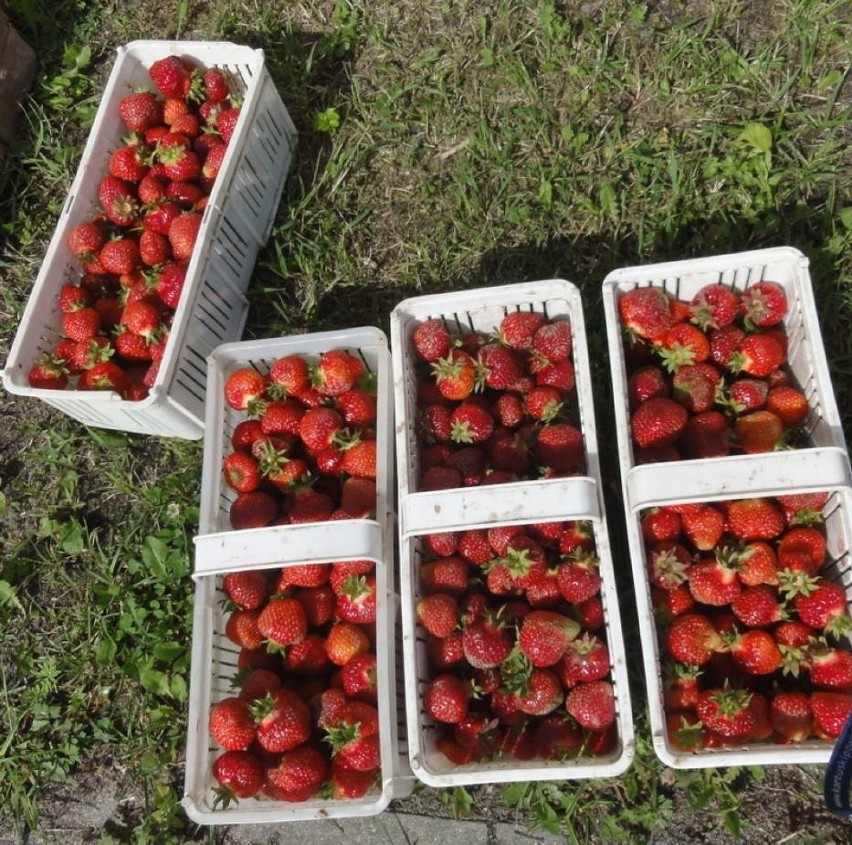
<box><xmin>2</xmin><ymin>40</ymin><xmax>297</xmax><ymax>438</ymax></box>
<box><xmin>390</xmin><ymin>281</ymin><xmax>634</xmax><ymax>784</ymax></box>
<box><xmin>182</xmin><ymin>530</ymin><xmax>413</xmax><ymax>823</ymax></box>
<box><xmin>625</xmin><ymin>479</ymin><xmax>852</xmax><ymax>769</ymax></box>
<box><xmin>389</xmin><ymin>280</ymin><xmax>606</xmax><ymax>537</ymax></box>
<box><xmin>183</xmin><ymin>327</ymin><xmax>413</xmax><ymax>822</ymax></box>
<box><xmin>398</xmin><ymin>506</ymin><xmax>635</xmax><ymax>787</ymax></box>
<box><xmin>601</xmin><ymin>246</ymin><xmax>850</xmax><ymax>504</ymax></box>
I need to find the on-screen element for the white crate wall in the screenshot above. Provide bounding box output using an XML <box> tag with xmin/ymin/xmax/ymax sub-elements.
<box><xmin>2</xmin><ymin>41</ymin><xmax>297</xmax><ymax>438</ymax></box>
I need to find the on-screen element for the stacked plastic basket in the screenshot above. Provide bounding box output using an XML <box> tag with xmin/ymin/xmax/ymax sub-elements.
<box><xmin>390</xmin><ymin>281</ymin><xmax>635</xmax><ymax>786</ymax></box>
<box><xmin>2</xmin><ymin>41</ymin><xmax>297</xmax><ymax>438</ymax></box>
<box><xmin>602</xmin><ymin>246</ymin><xmax>852</xmax><ymax>768</ymax></box>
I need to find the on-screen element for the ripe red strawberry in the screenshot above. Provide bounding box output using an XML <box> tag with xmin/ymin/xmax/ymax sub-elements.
<box><xmin>793</xmin><ymin>579</ymin><xmax>852</xmax><ymax>638</ymax></box>
<box><xmin>631</xmin><ymin>396</ymin><xmax>688</xmax><ymax>450</ymax></box>
<box><xmin>663</xmin><ymin>662</ymin><xmax>702</xmax><ymax>710</ymax></box>
<box><xmin>211</xmin><ymin>749</ymin><xmax>265</xmax><ymax>802</ymax></box>
<box><xmin>477</xmin><ymin>343</ymin><xmax>524</xmax><ymax>390</ymax></box>
<box><xmin>166</xmin><ymin>179</ymin><xmax>205</xmax><ymax>208</ymax></box>
<box><xmin>296</xmin><ymin>406</ymin><xmax>343</xmax><ymax>454</ymax></box>
<box><xmin>68</xmin><ymin>220</ymin><xmax>106</xmax><ymax>259</ymax></box>
<box><xmin>420</xmin><ymin>556</ymin><xmax>469</xmax><ymax>596</ymax></box>
<box><xmin>769</xmin><ymin>691</ymin><xmax>813</xmax><ymax>741</ymax></box>
<box><xmin>416</xmin><ymin>593</ymin><xmax>459</xmax><ymax>638</ymax></box>
<box><xmin>653</xmin><ymin>583</ymin><xmax>696</xmax><ymax>624</ymax></box>
<box><xmin>27</xmin><ymin>355</ymin><xmax>68</xmax><ymax>390</ymax></box>
<box><xmin>340</xmin><ymin>439</ymin><xmax>377</xmax><ymax>479</ymax></box>
<box><xmin>666</xmin><ymin>613</ymin><xmax>722</xmax><ymax>665</ymax></box>
<box><xmin>224</xmin><ymin>367</ymin><xmax>268</xmax><ymax>411</ymax></box>
<box><xmin>412</xmin><ymin>318</ymin><xmax>453</xmax><ymax>362</ymax></box>
<box><xmin>556</xmin><ymin>551</ymin><xmax>601</xmax><ymax>604</ymax></box>
<box><xmin>266</xmin><ymin>745</ymin><xmax>328</xmax><ymax>799</ymax></box>
<box><xmin>724</xmin><ymin>377</ymin><xmax>769</xmax><ymax>415</ymax></box>
<box><xmin>730</xmin><ymin>583</ymin><xmax>784</xmax><ymax>627</ymax></box>
<box><xmin>237</xmin><ymin>667</ymin><xmax>283</xmax><ymax>702</ymax></box>
<box><xmin>98</xmin><ymin>176</ymin><xmax>138</xmax><ymax>227</ymax></box>
<box><xmin>288</xmin><ymin>488</ymin><xmax>335</xmax><ymax>524</ymax></box>
<box><xmin>647</xmin><ymin>542</ymin><xmax>692</xmax><ymax>590</ymax></box>
<box><xmin>565</xmin><ymin>680</ymin><xmax>615</xmax><ymax>730</ymax></box>
<box><xmin>99</xmin><ymin>237</ymin><xmax>141</xmax><ymax>276</ymax></box>
<box><xmin>741</xmin><ymin>281</ymin><xmax>787</xmax><ymax>329</ymax></box>
<box><xmin>641</xmin><ymin>508</ymin><xmax>682</xmax><ymax>544</ymax></box>
<box><xmin>215</xmin><ymin>105</ymin><xmax>242</xmax><ymax>143</ymax></box>
<box><xmin>680</xmin><ymin>505</ymin><xmax>725</xmax><ymax>551</ymax></box>
<box><xmin>284</xmin><ymin>633</ymin><xmax>330</xmax><ymax>675</ymax></box>
<box><xmin>423</xmin><ymin>531</ymin><xmax>459</xmax><ymax>557</ymax></box>
<box><xmin>734</xmin><ymin>541</ymin><xmax>779</xmax><ymax>587</ymax></box>
<box><xmin>728</xmin><ymin>334</ymin><xmax>785</xmax><ymax>377</ymax></box>
<box><xmin>229</xmin><ymin>490</ymin><xmax>278</xmax><ymax>532</ymax></box>
<box><xmin>152</xmin><ymin>260</ymin><xmax>187</xmax><ymax>310</ymax></box>
<box><xmin>734</xmin><ymin>409</ymin><xmax>784</xmax><ymax>453</ymax></box>
<box><xmin>627</xmin><ymin>365</ymin><xmax>670</xmax><ymax>410</ymax></box>
<box><xmin>535</xmin><ymin>422</ymin><xmax>584</xmax><ymax>471</ymax></box>
<box><xmin>313</xmin><ymin>349</ymin><xmax>363</xmax><ymax>396</ymax></box>
<box><xmin>726</xmin><ymin>498</ymin><xmax>785</xmax><ymax>542</ymax></box>
<box><xmin>167</xmin><ymin>211</ymin><xmax>202</xmax><ymax>261</ymax></box>
<box><xmin>618</xmin><ymin>286</ymin><xmax>674</xmax><ymax>342</ymax></box>
<box><xmin>657</xmin><ymin>321</ymin><xmax>711</xmax><ymax>371</ymax></box>
<box><xmin>324</xmin><ymin>701</ymin><xmax>381</xmax><ymax>771</ymax></box>
<box><xmin>558</xmin><ymin>632</ymin><xmax>610</xmax><ymax>686</ymax></box>
<box><xmin>696</xmin><ymin>687</ymin><xmax>755</xmax><ymax>742</ymax></box>
<box><xmin>765</xmin><ymin>385</ymin><xmax>809</xmax><ymax>429</ymax></box>
<box><xmin>340</xmin><ymin>651</ymin><xmax>379</xmax><ymax>702</ymax></box>
<box><xmin>222</xmin><ymin>569</ymin><xmax>269</xmax><ymax>610</ymax></box>
<box><xmin>257</xmin><ymin>597</ymin><xmax>307</xmax><ymax>648</ymax></box>
<box><xmin>137</xmin><ymin>229</ymin><xmax>169</xmax><ymax>268</ymax></box>
<box><xmin>531</xmin><ymin>319</ymin><xmax>572</xmax><ymax>366</ymax></box>
<box><xmin>811</xmin><ymin>691</ymin><xmax>852</xmax><ymax>739</ymax></box>
<box><xmin>447</xmin><ymin>401</ymin><xmax>493</xmax><ymax>444</ymax></box>
<box><xmin>517</xmin><ymin>610</ymin><xmax>580</xmax><ymax>668</ymax></box>
<box><xmin>203</xmin><ymin>66</ymin><xmax>231</xmax><ymax>102</ymax></box>
<box><xmin>511</xmin><ymin>668</ymin><xmax>564</xmax><ymax>716</ymax></box>
<box><xmin>62</xmin><ymin>305</ymin><xmax>101</xmax><ymax>342</ymax></box>
<box><xmin>462</xmin><ymin>612</ymin><xmax>513</xmax><ymax>668</ymax></box>
<box><xmin>777</xmin><ymin>492</ymin><xmax>829</xmax><ymax>527</ymax></box>
<box><xmin>335</xmin><ymin>388</ymin><xmax>376</xmax><ymax>428</ymax></box>
<box><xmin>328</xmin><ymin>758</ymin><xmax>377</xmax><ymax>799</ymax></box>
<box><xmin>671</xmin><ymin>364</ymin><xmax>716</xmax><ymax>414</ymax></box>
<box><xmin>266</xmin><ymin>354</ymin><xmax>309</xmax><ymax>396</ymax></box>
<box><xmin>431</xmin><ymin>349</ymin><xmax>476</xmax><ymax>400</ymax></box>
<box><xmin>777</xmin><ymin>527</ymin><xmax>826</xmax><ymax>572</ymax></box>
<box><xmin>688</xmin><ymin>555</ymin><xmax>741</xmax><ymax>606</ymax></box>
<box><xmin>209</xmin><ymin>696</ymin><xmax>256</xmax><ymax>750</ymax></box>
<box><xmin>425</xmin><ymin>674</ymin><xmax>471</xmax><ymax>724</ymax></box>
<box><xmin>809</xmin><ymin>645</ymin><xmax>852</xmax><ymax>692</ymax></box>
<box><xmin>335</xmin><ymin>573</ymin><xmax>377</xmax><ymax>624</ymax></box>
<box><xmin>253</xmin><ymin>689</ymin><xmax>312</xmax><ymax>753</ymax></box>
<box><xmin>325</xmin><ymin>621</ymin><xmax>370</xmax><ymax>666</ymax></box>
<box><xmin>453</xmin><ymin>712</ymin><xmax>500</xmax><ymax>756</ymax></box>
<box><xmin>224</xmin><ymin>609</ymin><xmax>263</xmax><ymax>649</ymax></box>
<box><xmin>499</xmin><ymin>310</ymin><xmax>546</xmax><ymax>350</ymax></box>
<box><xmin>689</xmin><ymin>283</ymin><xmax>740</xmax><ymax>330</ymax></box>
<box><xmin>143</xmin><ymin>199</ymin><xmax>182</xmax><ymax>236</ymax></box>
<box><xmin>109</xmin><ymin>143</ymin><xmax>150</xmax><ymax>182</ymax></box>
<box><xmin>666</xmin><ymin>711</ymin><xmax>705</xmax><ymax>752</ymax></box>
<box><xmin>78</xmin><ymin>361</ymin><xmax>127</xmax><ymax>393</ymax></box>
<box><xmin>148</xmin><ymin>55</ymin><xmax>194</xmax><ymax>97</ymax></box>
<box><xmin>118</xmin><ymin>91</ymin><xmax>162</xmax><ymax>132</ymax></box>
<box><xmin>727</xmin><ymin>628</ymin><xmax>782</xmax><ymax>675</ymax></box>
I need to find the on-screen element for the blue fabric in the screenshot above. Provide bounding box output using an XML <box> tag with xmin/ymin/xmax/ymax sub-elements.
<box><xmin>825</xmin><ymin>713</ymin><xmax>852</xmax><ymax>818</ymax></box>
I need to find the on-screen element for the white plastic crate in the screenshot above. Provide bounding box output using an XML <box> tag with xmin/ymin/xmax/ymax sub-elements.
<box><xmin>183</xmin><ymin>530</ymin><xmax>412</xmax><ymax>824</ymax></box>
<box><xmin>400</xmin><ymin>510</ymin><xmax>635</xmax><ymax>786</ymax></box>
<box><xmin>601</xmin><ymin>247</ymin><xmax>849</xmax><ymax>503</ymax></box>
<box><xmin>390</xmin><ymin>280</ymin><xmax>605</xmax><ymax>535</ymax></box>
<box><xmin>184</xmin><ymin>328</ymin><xmax>412</xmax><ymax>822</ymax></box>
<box><xmin>2</xmin><ymin>40</ymin><xmax>297</xmax><ymax>438</ymax></box>
<box><xmin>391</xmin><ymin>281</ymin><xmax>634</xmax><ymax>784</ymax></box>
<box><xmin>625</xmin><ymin>482</ymin><xmax>852</xmax><ymax>769</ymax></box>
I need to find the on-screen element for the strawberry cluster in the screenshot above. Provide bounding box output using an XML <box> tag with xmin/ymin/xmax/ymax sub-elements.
<box><xmin>409</xmin><ymin>311</ymin><xmax>585</xmax><ymax>490</ymax></box>
<box><xmin>27</xmin><ymin>55</ymin><xmax>242</xmax><ymax>399</ymax></box>
<box><xmin>617</xmin><ymin>280</ymin><xmax>812</xmax><ymax>463</ymax></box>
<box><xmin>644</xmin><ymin>492</ymin><xmax>852</xmax><ymax>751</ymax></box>
<box><xmin>221</xmin><ymin>350</ymin><xmax>379</xmax><ymax>529</ymax></box>
<box><xmin>415</xmin><ymin>520</ymin><xmax>620</xmax><ymax>764</ymax></box>
<box><xmin>208</xmin><ymin>561</ymin><xmax>385</xmax><ymax>805</ymax></box>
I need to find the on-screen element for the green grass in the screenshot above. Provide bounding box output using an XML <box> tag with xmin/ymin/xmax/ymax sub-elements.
<box><xmin>0</xmin><ymin>0</ymin><xmax>851</xmax><ymax>841</ymax></box>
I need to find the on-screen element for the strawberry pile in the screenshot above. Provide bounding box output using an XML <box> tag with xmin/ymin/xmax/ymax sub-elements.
<box><xmin>408</xmin><ymin>311</ymin><xmax>585</xmax><ymax>491</ymax></box>
<box><xmin>617</xmin><ymin>280</ymin><xmax>812</xmax><ymax>463</ymax></box>
<box><xmin>415</xmin><ymin>519</ymin><xmax>620</xmax><ymax>765</ymax></box>
<box><xmin>221</xmin><ymin>349</ymin><xmax>379</xmax><ymax>529</ymax></box>
<box><xmin>27</xmin><ymin>55</ymin><xmax>242</xmax><ymax>399</ymax></box>
<box><xmin>644</xmin><ymin>491</ymin><xmax>852</xmax><ymax>752</ymax></box>
<box><xmin>208</xmin><ymin>561</ymin><xmax>385</xmax><ymax>805</ymax></box>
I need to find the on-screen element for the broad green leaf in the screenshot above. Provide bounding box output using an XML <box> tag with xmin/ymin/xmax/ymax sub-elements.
<box><xmin>739</xmin><ymin>122</ymin><xmax>772</xmax><ymax>153</ymax></box>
